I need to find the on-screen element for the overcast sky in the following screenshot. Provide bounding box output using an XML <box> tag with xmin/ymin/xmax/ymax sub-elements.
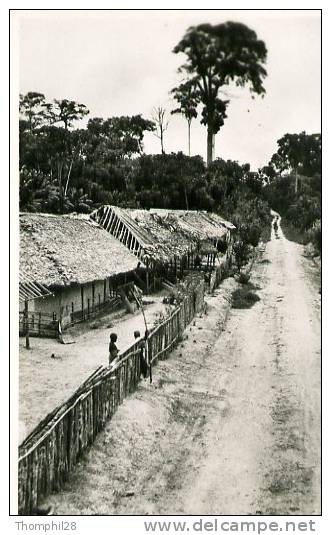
<box><xmin>17</xmin><ymin>9</ymin><xmax>321</xmax><ymax>170</ymax></box>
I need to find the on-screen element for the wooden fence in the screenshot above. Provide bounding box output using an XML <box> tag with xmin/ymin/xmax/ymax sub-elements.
<box><xmin>61</xmin><ymin>295</ymin><xmax>122</xmax><ymax>330</ymax></box>
<box><xmin>19</xmin><ymin>312</ymin><xmax>59</xmax><ymax>338</ymax></box>
<box><xmin>18</xmin><ymin>276</ymin><xmax>205</xmax><ymax>515</ymax></box>
<box><xmin>20</xmin><ymin>296</ymin><xmax>123</xmax><ymax>340</ymax></box>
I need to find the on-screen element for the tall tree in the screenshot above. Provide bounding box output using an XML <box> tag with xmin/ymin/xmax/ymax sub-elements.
<box><xmin>86</xmin><ymin>115</ymin><xmax>155</xmax><ymax>164</ymax></box>
<box><xmin>173</xmin><ymin>22</ymin><xmax>267</xmax><ymax>165</ymax></box>
<box><xmin>269</xmin><ymin>132</ymin><xmax>321</xmax><ymax>193</ymax></box>
<box><xmin>152</xmin><ymin>107</ymin><xmax>170</xmax><ymax>154</ymax></box>
<box><xmin>170</xmin><ymin>81</ymin><xmax>199</xmax><ymax>156</ymax></box>
<box><xmin>19</xmin><ymin>92</ymin><xmax>48</xmax><ymax>132</ymax></box>
<box><xmin>50</xmin><ymin>99</ymin><xmax>89</xmax><ymax>130</ymax></box>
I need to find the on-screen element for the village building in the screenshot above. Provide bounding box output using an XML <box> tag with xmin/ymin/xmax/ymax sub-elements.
<box><xmin>19</xmin><ymin>213</ymin><xmax>142</xmax><ymax>337</ymax></box>
<box><xmin>91</xmin><ymin>206</ymin><xmax>235</xmax><ymax>287</ymax></box>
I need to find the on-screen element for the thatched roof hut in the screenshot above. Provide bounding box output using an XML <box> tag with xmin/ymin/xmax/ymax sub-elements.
<box><xmin>125</xmin><ymin>208</ymin><xmax>196</xmax><ymax>262</ymax></box>
<box><xmin>92</xmin><ymin>206</ymin><xmax>234</xmax><ymax>266</ymax></box>
<box><xmin>20</xmin><ymin>213</ymin><xmax>139</xmax><ymax>288</ymax></box>
<box><xmin>149</xmin><ymin>209</ymin><xmax>233</xmax><ymax>241</ymax></box>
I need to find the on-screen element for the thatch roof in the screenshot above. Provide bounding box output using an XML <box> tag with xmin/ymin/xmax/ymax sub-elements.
<box><xmin>20</xmin><ymin>213</ymin><xmax>139</xmax><ymax>288</ymax></box>
<box><xmin>19</xmin><ymin>270</ymin><xmax>54</xmax><ymax>302</ymax></box>
<box><xmin>149</xmin><ymin>209</ymin><xmax>232</xmax><ymax>240</ymax></box>
<box><xmin>206</xmin><ymin>212</ymin><xmax>236</xmax><ymax>231</ymax></box>
<box><xmin>92</xmin><ymin>206</ymin><xmax>234</xmax><ymax>265</ymax></box>
<box><xmin>125</xmin><ymin>208</ymin><xmax>196</xmax><ymax>263</ymax></box>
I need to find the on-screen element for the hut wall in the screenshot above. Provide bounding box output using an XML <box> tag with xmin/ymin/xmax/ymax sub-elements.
<box><xmin>26</xmin><ymin>294</ymin><xmax>60</xmax><ymax>315</ymax></box>
<box><xmin>20</xmin><ymin>271</ymin><xmax>142</xmax><ymax>338</ymax></box>
<box><xmin>23</xmin><ymin>281</ymin><xmax>110</xmax><ymax>319</ymax></box>
<box><xmin>59</xmin><ymin>281</ymin><xmax>107</xmax><ymax>321</ymax></box>
<box><xmin>79</xmin><ymin>280</ymin><xmax>107</xmax><ymax>315</ymax></box>
<box><xmin>19</xmin><ymin>299</ymin><xmax>36</xmax><ymax>313</ymax></box>
<box><xmin>59</xmin><ymin>285</ymin><xmax>83</xmax><ymax>320</ymax></box>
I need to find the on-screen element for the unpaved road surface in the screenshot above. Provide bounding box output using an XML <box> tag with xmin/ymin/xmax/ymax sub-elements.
<box><xmin>45</xmin><ymin>219</ymin><xmax>321</xmax><ymax>515</ymax></box>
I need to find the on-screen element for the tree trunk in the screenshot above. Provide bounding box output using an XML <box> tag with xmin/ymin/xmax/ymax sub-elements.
<box><xmin>161</xmin><ymin>131</ymin><xmax>165</xmax><ymax>154</ymax></box>
<box><xmin>207</xmin><ymin>127</ymin><xmax>215</xmax><ymax>166</ymax></box>
<box><xmin>188</xmin><ymin>121</ymin><xmax>191</xmax><ymax>156</ymax></box>
<box><xmin>64</xmin><ymin>159</ymin><xmax>74</xmax><ymax>197</ymax></box>
<box><xmin>184</xmin><ymin>186</ymin><xmax>189</xmax><ymax>211</ymax></box>
<box><xmin>295</xmin><ymin>168</ymin><xmax>298</xmax><ymax>195</ymax></box>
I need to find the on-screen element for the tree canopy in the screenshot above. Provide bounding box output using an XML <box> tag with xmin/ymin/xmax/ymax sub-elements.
<box><xmin>171</xmin><ymin>81</ymin><xmax>199</xmax><ymax>155</ymax></box>
<box><xmin>269</xmin><ymin>132</ymin><xmax>321</xmax><ymax>177</ymax></box>
<box><xmin>172</xmin><ymin>22</ymin><xmax>267</xmax><ymax>164</ymax></box>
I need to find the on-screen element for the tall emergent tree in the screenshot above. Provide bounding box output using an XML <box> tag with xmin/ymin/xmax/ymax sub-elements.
<box><xmin>50</xmin><ymin>99</ymin><xmax>89</xmax><ymax>130</ymax></box>
<box><xmin>173</xmin><ymin>22</ymin><xmax>268</xmax><ymax>165</ymax></box>
<box><xmin>171</xmin><ymin>81</ymin><xmax>199</xmax><ymax>156</ymax></box>
<box><xmin>19</xmin><ymin>92</ymin><xmax>48</xmax><ymax>132</ymax></box>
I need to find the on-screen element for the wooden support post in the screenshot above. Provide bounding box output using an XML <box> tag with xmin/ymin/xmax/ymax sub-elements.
<box><xmin>119</xmin><ymin>288</ymin><xmax>135</xmax><ymax>314</ymax></box>
<box><xmin>24</xmin><ymin>299</ymin><xmax>30</xmax><ymax>349</ymax></box>
<box><xmin>132</xmin><ymin>270</ymin><xmax>147</xmax><ymax>293</ymax></box>
<box><xmin>81</xmin><ymin>286</ymin><xmax>84</xmax><ymax>320</ymax></box>
<box><xmin>92</xmin><ymin>283</ymin><xmax>95</xmax><ymax>312</ymax></box>
<box><xmin>146</xmin><ymin>265</ymin><xmax>150</xmax><ymax>294</ymax></box>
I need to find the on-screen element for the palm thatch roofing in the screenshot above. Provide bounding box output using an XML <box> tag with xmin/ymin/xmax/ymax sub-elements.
<box><xmin>92</xmin><ymin>206</ymin><xmax>234</xmax><ymax>265</ymax></box>
<box><xmin>125</xmin><ymin>208</ymin><xmax>196</xmax><ymax>263</ymax></box>
<box><xmin>19</xmin><ymin>270</ymin><xmax>54</xmax><ymax>302</ymax></box>
<box><xmin>20</xmin><ymin>213</ymin><xmax>140</xmax><ymax>289</ymax></box>
<box><xmin>149</xmin><ymin>209</ymin><xmax>234</xmax><ymax>240</ymax></box>
<box><xmin>205</xmin><ymin>212</ymin><xmax>236</xmax><ymax>231</ymax></box>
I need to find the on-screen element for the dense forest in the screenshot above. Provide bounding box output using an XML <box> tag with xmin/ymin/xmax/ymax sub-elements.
<box><xmin>19</xmin><ymin>22</ymin><xmax>321</xmax><ymax>260</ymax></box>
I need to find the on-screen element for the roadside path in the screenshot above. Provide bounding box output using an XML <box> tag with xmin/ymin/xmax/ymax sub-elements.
<box><xmin>43</xmin><ymin>220</ymin><xmax>321</xmax><ymax>515</ymax></box>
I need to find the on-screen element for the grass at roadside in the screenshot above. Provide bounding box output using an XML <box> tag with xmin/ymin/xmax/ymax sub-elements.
<box><xmin>261</xmin><ymin>222</ymin><xmax>272</xmax><ymax>243</ymax></box>
<box><xmin>232</xmin><ymin>283</ymin><xmax>260</xmax><ymax>309</ymax></box>
<box><xmin>281</xmin><ymin>219</ymin><xmax>307</xmax><ymax>245</ymax></box>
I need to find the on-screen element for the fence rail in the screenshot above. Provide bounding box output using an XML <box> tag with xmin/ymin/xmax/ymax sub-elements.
<box><xmin>19</xmin><ymin>312</ymin><xmax>59</xmax><ymax>338</ymax></box>
<box><xmin>18</xmin><ymin>275</ymin><xmax>205</xmax><ymax>515</ymax></box>
<box><xmin>61</xmin><ymin>296</ymin><xmax>122</xmax><ymax>330</ymax></box>
<box><xmin>19</xmin><ymin>296</ymin><xmax>123</xmax><ymax>339</ymax></box>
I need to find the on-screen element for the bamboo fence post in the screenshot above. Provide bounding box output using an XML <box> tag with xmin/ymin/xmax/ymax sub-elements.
<box><xmin>24</xmin><ymin>299</ymin><xmax>30</xmax><ymax>349</ymax></box>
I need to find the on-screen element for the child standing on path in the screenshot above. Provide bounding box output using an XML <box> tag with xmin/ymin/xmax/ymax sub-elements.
<box><xmin>108</xmin><ymin>332</ymin><xmax>119</xmax><ymax>366</ymax></box>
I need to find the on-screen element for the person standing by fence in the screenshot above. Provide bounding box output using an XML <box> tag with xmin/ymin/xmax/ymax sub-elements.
<box><xmin>134</xmin><ymin>330</ymin><xmax>148</xmax><ymax>379</ymax></box>
<box><xmin>108</xmin><ymin>332</ymin><xmax>119</xmax><ymax>366</ymax></box>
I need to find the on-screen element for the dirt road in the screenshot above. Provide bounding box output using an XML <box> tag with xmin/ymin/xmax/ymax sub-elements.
<box><xmin>45</xmin><ymin>218</ymin><xmax>321</xmax><ymax>515</ymax></box>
